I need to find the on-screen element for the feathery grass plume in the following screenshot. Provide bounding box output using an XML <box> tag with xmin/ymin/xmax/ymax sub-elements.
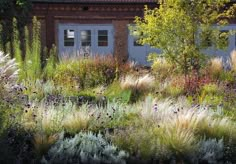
<box><xmin>230</xmin><ymin>50</ymin><xmax>236</xmax><ymax>71</ymax></box>
<box><xmin>120</xmin><ymin>74</ymin><xmax>155</xmax><ymax>92</ymax></box>
<box><xmin>21</xmin><ymin>101</ymin><xmax>68</xmax><ymax>134</ymax></box>
<box><xmin>21</xmin><ymin>100</ymin><xmax>91</xmax><ymax>135</ymax></box>
<box><xmin>33</xmin><ymin>133</ymin><xmax>59</xmax><ymax>158</ymax></box>
<box><xmin>62</xmin><ymin>110</ymin><xmax>90</xmax><ymax>134</ymax></box>
<box><xmin>0</xmin><ymin>51</ymin><xmax>19</xmax><ymax>98</ymax></box>
<box><xmin>141</xmin><ymin>96</ymin><xmax>236</xmax><ymax>140</ymax></box>
<box><xmin>208</xmin><ymin>57</ymin><xmax>223</xmax><ymax>76</ymax></box>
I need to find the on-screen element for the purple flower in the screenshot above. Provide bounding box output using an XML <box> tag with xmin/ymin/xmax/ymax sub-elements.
<box><xmin>153</xmin><ymin>104</ymin><xmax>158</xmax><ymax>111</ymax></box>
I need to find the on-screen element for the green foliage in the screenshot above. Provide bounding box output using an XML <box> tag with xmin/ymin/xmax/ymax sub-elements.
<box><xmin>42</xmin><ymin>131</ymin><xmax>128</xmax><ymax>164</ymax></box>
<box><xmin>9</xmin><ymin>17</ymin><xmax>42</xmax><ymax>81</ymax></box>
<box><xmin>148</xmin><ymin>54</ymin><xmax>176</xmax><ymax>79</ymax></box>
<box><xmin>219</xmin><ymin>71</ymin><xmax>235</xmax><ymax>83</ymax></box>
<box><xmin>43</xmin><ymin>45</ymin><xmax>57</xmax><ymax>80</ymax></box>
<box><xmin>109</xmin><ymin>126</ymin><xmax>172</xmax><ymax>160</ymax></box>
<box><xmin>133</xmin><ymin>0</ymin><xmax>233</xmax><ymax>74</ymax></box>
<box><xmin>12</xmin><ymin>18</ymin><xmax>23</xmax><ymax>76</ymax></box>
<box><xmin>105</xmin><ymin>81</ymin><xmax>132</xmax><ymax>103</ymax></box>
<box><xmin>0</xmin><ymin>0</ymin><xmax>32</xmax><ymax>52</ymax></box>
<box><xmin>31</xmin><ymin>17</ymin><xmax>41</xmax><ymax>79</ymax></box>
<box><xmin>54</xmin><ymin>56</ymin><xmax>117</xmax><ymax>90</ymax></box>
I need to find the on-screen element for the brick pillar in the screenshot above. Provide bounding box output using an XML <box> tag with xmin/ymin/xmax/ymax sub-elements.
<box><xmin>113</xmin><ymin>20</ymin><xmax>129</xmax><ymax>63</ymax></box>
<box><xmin>45</xmin><ymin>15</ymin><xmax>55</xmax><ymax>49</ymax></box>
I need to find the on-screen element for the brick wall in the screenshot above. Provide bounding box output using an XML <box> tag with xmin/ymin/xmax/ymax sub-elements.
<box><xmin>113</xmin><ymin>20</ymin><xmax>129</xmax><ymax>62</ymax></box>
<box><xmin>31</xmin><ymin>2</ymin><xmax>156</xmax><ymax>61</ymax></box>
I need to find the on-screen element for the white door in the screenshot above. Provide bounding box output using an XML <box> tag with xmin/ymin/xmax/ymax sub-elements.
<box><xmin>94</xmin><ymin>26</ymin><xmax>114</xmax><ymax>55</ymax></box>
<box><xmin>58</xmin><ymin>24</ymin><xmax>114</xmax><ymax>58</ymax></box>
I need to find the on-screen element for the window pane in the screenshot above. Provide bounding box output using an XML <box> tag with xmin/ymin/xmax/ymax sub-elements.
<box><xmin>81</xmin><ymin>30</ymin><xmax>91</xmax><ymax>46</ymax></box>
<box><xmin>98</xmin><ymin>30</ymin><xmax>108</xmax><ymax>47</ymax></box>
<box><xmin>200</xmin><ymin>30</ymin><xmax>212</xmax><ymax>48</ymax></box>
<box><xmin>98</xmin><ymin>30</ymin><xmax>107</xmax><ymax>36</ymax></box>
<box><xmin>132</xmin><ymin>30</ymin><xmax>142</xmax><ymax>46</ymax></box>
<box><xmin>99</xmin><ymin>36</ymin><xmax>108</xmax><ymax>41</ymax></box>
<box><xmin>64</xmin><ymin>29</ymin><xmax>74</xmax><ymax>47</ymax></box>
<box><xmin>219</xmin><ymin>30</ymin><xmax>228</xmax><ymax>50</ymax></box>
<box><xmin>134</xmin><ymin>36</ymin><xmax>142</xmax><ymax>46</ymax></box>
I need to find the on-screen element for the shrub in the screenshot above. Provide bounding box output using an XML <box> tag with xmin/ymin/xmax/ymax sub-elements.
<box><xmin>201</xmin><ymin>83</ymin><xmax>219</xmax><ymax>95</ymax></box>
<box><xmin>54</xmin><ymin>55</ymin><xmax>117</xmax><ymax>90</ymax></box>
<box><xmin>42</xmin><ymin>131</ymin><xmax>128</xmax><ymax>164</ymax></box>
<box><xmin>196</xmin><ymin>138</ymin><xmax>224</xmax><ymax>164</ymax></box>
<box><xmin>148</xmin><ymin>55</ymin><xmax>175</xmax><ymax>79</ymax></box>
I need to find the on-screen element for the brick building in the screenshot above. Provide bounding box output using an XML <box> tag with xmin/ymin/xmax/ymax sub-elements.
<box><xmin>31</xmin><ymin>0</ymin><xmax>158</xmax><ymax>65</ymax></box>
<box><xmin>31</xmin><ymin>0</ymin><xmax>236</xmax><ymax>64</ymax></box>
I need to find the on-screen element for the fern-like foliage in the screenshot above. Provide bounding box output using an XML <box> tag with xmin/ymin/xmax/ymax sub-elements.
<box><xmin>42</xmin><ymin>131</ymin><xmax>128</xmax><ymax>164</ymax></box>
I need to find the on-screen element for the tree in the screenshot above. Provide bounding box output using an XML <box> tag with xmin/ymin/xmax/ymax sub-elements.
<box><xmin>132</xmin><ymin>0</ymin><xmax>236</xmax><ymax>76</ymax></box>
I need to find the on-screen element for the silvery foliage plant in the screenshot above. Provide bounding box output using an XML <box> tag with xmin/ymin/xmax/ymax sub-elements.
<box><xmin>42</xmin><ymin>131</ymin><xmax>128</xmax><ymax>164</ymax></box>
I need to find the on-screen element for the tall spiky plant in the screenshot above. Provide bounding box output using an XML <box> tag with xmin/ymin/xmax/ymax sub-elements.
<box><xmin>31</xmin><ymin>16</ymin><xmax>41</xmax><ymax>80</ymax></box>
<box><xmin>22</xmin><ymin>17</ymin><xmax>42</xmax><ymax>81</ymax></box>
<box><xmin>12</xmin><ymin>18</ymin><xmax>23</xmax><ymax>79</ymax></box>
<box><xmin>43</xmin><ymin>44</ymin><xmax>57</xmax><ymax>79</ymax></box>
<box><xmin>24</xmin><ymin>26</ymin><xmax>31</xmax><ymax>79</ymax></box>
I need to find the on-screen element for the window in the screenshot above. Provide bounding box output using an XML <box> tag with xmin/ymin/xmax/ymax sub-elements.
<box><xmin>98</xmin><ymin>30</ymin><xmax>108</xmax><ymax>47</ymax></box>
<box><xmin>132</xmin><ymin>30</ymin><xmax>142</xmax><ymax>46</ymax></box>
<box><xmin>200</xmin><ymin>30</ymin><xmax>212</xmax><ymax>48</ymax></box>
<box><xmin>64</xmin><ymin>29</ymin><xmax>74</xmax><ymax>46</ymax></box>
<box><xmin>218</xmin><ymin>30</ymin><xmax>228</xmax><ymax>50</ymax></box>
<box><xmin>133</xmin><ymin>36</ymin><xmax>142</xmax><ymax>46</ymax></box>
<box><xmin>81</xmin><ymin>30</ymin><xmax>91</xmax><ymax>46</ymax></box>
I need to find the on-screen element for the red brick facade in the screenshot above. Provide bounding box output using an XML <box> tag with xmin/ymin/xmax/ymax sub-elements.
<box><xmin>31</xmin><ymin>2</ymin><xmax>157</xmax><ymax>61</ymax></box>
